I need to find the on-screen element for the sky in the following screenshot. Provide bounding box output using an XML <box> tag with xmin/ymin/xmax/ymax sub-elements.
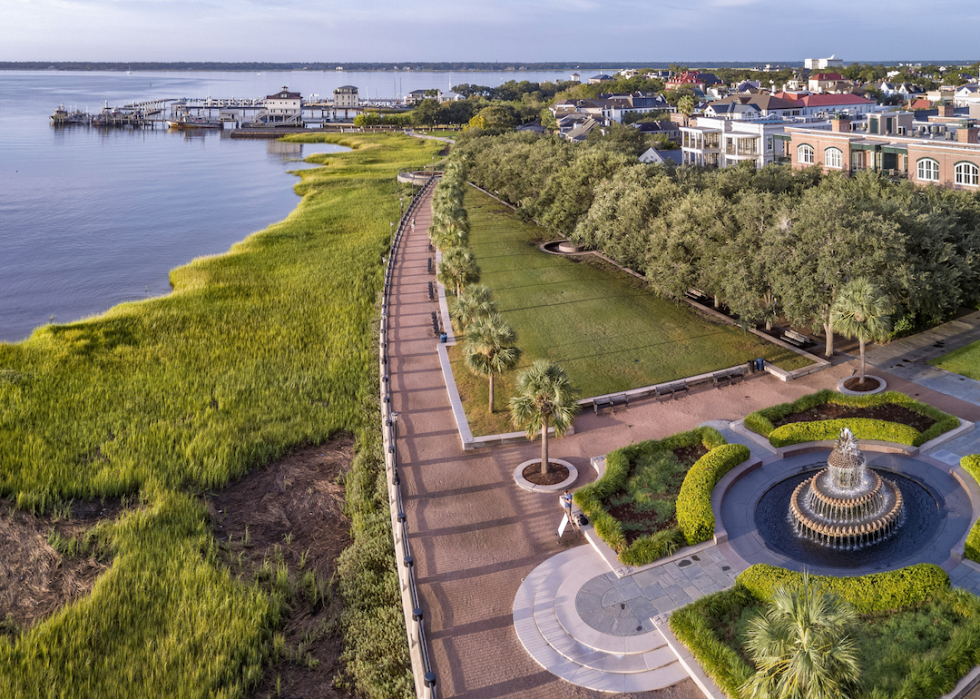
<box><xmin>2</xmin><ymin>0</ymin><xmax>979</xmax><ymax>64</ymax></box>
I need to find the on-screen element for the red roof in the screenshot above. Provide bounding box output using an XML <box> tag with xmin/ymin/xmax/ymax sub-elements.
<box><xmin>797</xmin><ymin>93</ymin><xmax>873</xmax><ymax>107</ymax></box>
<box><xmin>908</xmin><ymin>98</ymin><xmax>932</xmax><ymax>109</ymax></box>
<box><xmin>811</xmin><ymin>72</ymin><xmax>844</xmax><ymax>81</ymax></box>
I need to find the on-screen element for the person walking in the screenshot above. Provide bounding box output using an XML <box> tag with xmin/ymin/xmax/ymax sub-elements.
<box><xmin>561</xmin><ymin>489</ymin><xmax>574</xmax><ymax>522</ymax></box>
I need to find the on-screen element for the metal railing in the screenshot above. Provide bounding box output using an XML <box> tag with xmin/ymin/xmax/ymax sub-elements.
<box><xmin>379</xmin><ymin>175</ymin><xmax>439</xmax><ymax>699</ymax></box>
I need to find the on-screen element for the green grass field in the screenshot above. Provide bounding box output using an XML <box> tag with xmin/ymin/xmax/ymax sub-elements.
<box><xmin>929</xmin><ymin>339</ymin><xmax>980</xmax><ymax>380</ymax></box>
<box><xmin>453</xmin><ymin>188</ymin><xmax>811</xmax><ymax>435</ymax></box>
<box><xmin>0</xmin><ymin>133</ymin><xmax>444</xmax><ymax>698</ymax></box>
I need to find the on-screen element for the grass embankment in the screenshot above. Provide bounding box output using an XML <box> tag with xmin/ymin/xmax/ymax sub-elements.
<box><xmin>452</xmin><ymin>188</ymin><xmax>811</xmax><ymax>436</ymax></box>
<box><xmin>0</xmin><ymin>133</ymin><xmax>444</xmax><ymax>698</ymax></box>
<box><xmin>930</xmin><ymin>338</ymin><xmax>980</xmax><ymax>381</ymax></box>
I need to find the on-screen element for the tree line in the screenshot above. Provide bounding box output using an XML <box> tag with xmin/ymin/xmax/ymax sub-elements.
<box><xmin>452</xmin><ymin>130</ymin><xmax>980</xmax><ymax>356</ymax></box>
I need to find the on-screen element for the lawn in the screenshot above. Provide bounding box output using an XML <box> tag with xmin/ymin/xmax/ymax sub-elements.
<box><xmin>930</xmin><ymin>338</ymin><xmax>980</xmax><ymax>380</ymax></box>
<box><xmin>0</xmin><ymin>133</ymin><xmax>443</xmax><ymax>698</ymax></box>
<box><xmin>453</xmin><ymin>188</ymin><xmax>812</xmax><ymax>435</ymax></box>
<box><xmin>672</xmin><ymin>583</ymin><xmax>980</xmax><ymax>699</ymax></box>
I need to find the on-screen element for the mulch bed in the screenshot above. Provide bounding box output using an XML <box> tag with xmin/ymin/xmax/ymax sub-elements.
<box><xmin>844</xmin><ymin>377</ymin><xmax>882</xmax><ymax>392</ymax></box>
<box><xmin>603</xmin><ymin>444</ymin><xmax>709</xmax><ymax>546</ymax></box>
<box><xmin>772</xmin><ymin>402</ymin><xmax>936</xmax><ymax>432</ymax></box>
<box><xmin>523</xmin><ymin>462</ymin><xmax>569</xmax><ymax>486</ymax></box>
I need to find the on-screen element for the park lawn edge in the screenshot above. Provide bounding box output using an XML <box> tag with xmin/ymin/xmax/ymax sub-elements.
<box><xmin>930</xmin><ymin>339</ymin><xmax>980</xmax><ymax>381</ymax></box>
<box><xmin>0</xmin><ymin>133</ymin><xmax>444</xmax><ymax>698</ymax></box>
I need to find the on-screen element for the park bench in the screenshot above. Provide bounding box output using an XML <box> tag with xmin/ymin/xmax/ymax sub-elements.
<box><xmin>780</xmin><ymin>329</ymin><xmax>810</xmax><ymax>348</ymax></box>
<box><xmin>428</xmin><ymin>243</ymin><xmax>435</xmax><ymax>252</ymax></box>
<box><xmin>427</xmin><ymin>257</ymin><xmax>434</xmax><ymax>274</ymax></box>
<box><xmin>685</xmin><ymin>288</ymin><xmax>709</xmax><ymax>304</ymax></box>
<box><xmin>427</xmin><ymin>281</ymin><xmax>435</xmax><ymax>301</ymax></box>
<box><xmin>713</xmin><ymin>367</ymin><xmax>746</xmax><ymax>388</ymax></box>
<box><xmin>431</xmin><ymin>312</ymin><xmax>441</xmax><ymax>336</ymax></box>
<box><xmin>593</xmin><ymin>394</ymin><xmax>629</xmax><ymax>415</ymax></box>
<box><xmin>655</xmin><ymin>380</ymin><xmax>689</xmax><ymax>401</ymax></box>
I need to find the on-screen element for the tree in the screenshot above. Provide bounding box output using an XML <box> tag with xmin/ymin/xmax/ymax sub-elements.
<box><xmin>677</xmin><ymin>94</ymin><xmax>696</xmax><ymax>119</ymax></box>
<box><xmin>411</xmin><ymin>98</ymin><xmax>441</xmax><ymax>126</ymax></box>
<box><xmin>464</xmin><ymin>314</ymin><xmax>521</xmax><ymax>413</ymax></box>
<box><xmin>437</xmin><ymin>246</ymin><xmax>480</xmax><ymax>296</ymax></box>
<box><xmin>509</xmin><ymin>361</ymin><xmax>580</xmax><ymax>475</ymax></box>
<box><xmin>743</xmin><ymin>575</ymin><xmax>860</xmax><ymax>699</ymax></box>
<box><xmin>831</xmin><ymin>278</ymin><xmax>894</xmax><ymax>383</ymax></box>
<box><xmin>451</xmin><ymin>284</ymin><xmax>497</xmax><ymax>333</ymax></box>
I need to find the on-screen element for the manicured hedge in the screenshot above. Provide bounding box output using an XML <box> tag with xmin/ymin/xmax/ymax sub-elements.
<box><xmin>961</xmin><ymin>455</ymin><xmax>980</xmax><ymax>563</ymax></box>
<box><xmin>676</xmin><ymin>444</ymin><xmax>751</xmax><ymax>545</ymax></box>
<box><xmin>737</xmin><ymin>563</ymin><xmax>950</xmax><ymax>614</ymax></box>
<box><xmin>668</xmin><ymin>587</ymin><xmax>755</xmax><ymax>699</ymax></box>
<box><xmin>744</xmin><ymin>389</ymin><xmax>959</xmax><ymax>448</ymax></box>
<box><xmin>574</xmin><ymin>427</ymin><xmax>726</xmax><ymax>565</ymax></box>
<box><xmin>768</xmin><ymin>417</ymin><xmax>920</xmax><ymax>448</ymax></box>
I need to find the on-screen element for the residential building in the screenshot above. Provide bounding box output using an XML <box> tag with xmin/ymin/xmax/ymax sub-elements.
<box><xmin>704</xmin><ymin>94</ymin><xmax>804</xmax><ymax>119</ymax></box>
<box><xmin>666</xmin><ymin>72</ymin><xmax>705</xmax><ymax>91</ymax></box>
<box><xmin>631</xmin><ymin>120</ymin><xmax>681</xmax><ymax>143</ymax></box>
<box><xmin>264</xmin><ymin>86</ymin><xmax>302</xmax><ymax>124</ymax></box>
<box><xmin>550</xmin><ymin>93</ymin><xmax>673</xmax><ymax>124</ymax></box>
<box><xmin>569</xmin><ymin>72</ymin><xmax>581</xmax><ymax>83</ymax></box>
<box><xmin>566</xmin><ymin>117</ymin><xmax>602</xmax><ymax>142</ymax></box>
<box><xmin>588</xmin><ymin>74</ymin><xmax>614</xmax><ymax>84</ymax></box>
<box><xmin>639</xmin><ymin>147</ymin><xmax>683</xmax><ymax>165</ymax></box>
<box><xmin>404</xmin><ymin>89</ymin><xmax>441</xmax><ymax>105</ymax></box>
<box><xmin>333</xmin><ymin>85</ymin><xmax>359</xmax><ymax>108</ymax></box>
<box><xmin>954</xmin><ymin>84</ymin><xmax>980</xmax><ymax>108</ymax></box>
<box><xmin>772</xmin><ymin>92</ymin><xmax>876</xmax><ymax>118</ymax></box>
<box><xmin>804</xmin><ymin>56</ymin><xmax>844</xmax><ymax>70</ymax></box>
<box><xmin>781</xmin><ymin>113</ymin><xmax>980</xmax><ymax>190</ymax></box>
<box><xmin>808</xmin><ymin>72</ymin><xmax>846</xmax><ymax>93</ymax></box>
<box><xmin>680</xmin><ymin>116</ymin><xmax>790</xmax><ymax>168</ymax></box>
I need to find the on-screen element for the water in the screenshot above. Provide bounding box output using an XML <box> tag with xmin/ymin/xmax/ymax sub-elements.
<box><xmin>755</xmin><ymin>467</ymin><xmax>943</xmax><ymax>570</ymax></box>
<box><xmin>0</xmin><ymin>69</ymin><xmax>574</xmax><ymax>342</ymax></box>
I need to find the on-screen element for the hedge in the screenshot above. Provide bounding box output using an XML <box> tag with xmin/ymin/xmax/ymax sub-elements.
<box><xmin>768</xmin><ymin>417</ymin><xmax>920</xmax><ymax>447</ymax></box>
<box><xmin>668</xmin><ymin>587</ymin><xmax>755</xmax><ymax>698</ymax></box>
<box><xmin>961</xmin><ymin>455</ymin><xmax>980</xmax><ymax>563</ymax></box>
<box><xmin>676</xmin><ymin>444</ymin><xmax>751</xmax><ymax>545</ymax></box>
<box><xmin>574</xmin><ymin>427</ymin><xmax>726</xmax><ymax>565</ymax></box>
<box><xmin>737</xmin><ymin>563</ymin><xmax>950</xmax><ymax>614</ymax></box>
<box><xmin>744</xmin><ymin>389</ymin><xmax>959</xmax><ymax>447</ymax></box>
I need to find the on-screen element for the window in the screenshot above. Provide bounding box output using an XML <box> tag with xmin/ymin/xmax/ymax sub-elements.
<box><xmin>825</xmin><ymin>147</ymin><xmax>843</xmax><ymax>169</ymax></box>
<box><xmin>798</xmin><ymin>144</ymin><xmax>814</xmax><ymax>164</ymax></box>
<box><xmin>955</xmin><ymin>162</ymin><xmax>979</xmax><ymax>186</ymax></box>
<box><xmin>917</xmin><ymin>158</ymin><xmax>940</xmax><ymax>182</ymax></box>
<box><xmin>767</xmin><ymin>136</ymin><xmax>774</xmax><ymax>152</ymax></box>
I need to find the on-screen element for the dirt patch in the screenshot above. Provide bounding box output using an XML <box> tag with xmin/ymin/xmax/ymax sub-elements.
<box><xmin>603</xmin><ymin>444</ymin><xmax>709</xmax><ymax>545</ymax></box>
<box><xmin>522</xmin><ymin>462</ymin><xmax>569</xmax><ymax>485</ymax></box>
<box><xmin>208</xmin><ymin>434</ymin><xmax>355</xmax><ymax>699</ymax></box>
<box><xmin>0</xmin><ymin>499</ymin><xmax>119</xmax><ymax>635</ymax></box>
<box><xmin>773</xmin><ymin>403</ymin><xmax>936</xmax><ymax>433</ymax></box>
<box><xmin>844</xmin><ymin>377</ymin><xmax>882</xmax><ymax>392</ymax></box>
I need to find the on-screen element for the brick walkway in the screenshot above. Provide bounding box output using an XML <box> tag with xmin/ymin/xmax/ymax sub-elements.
<box><xmin>388</xmin><ymin>187</ymin><xmax>980</xmax><ymax>698</ymax></box>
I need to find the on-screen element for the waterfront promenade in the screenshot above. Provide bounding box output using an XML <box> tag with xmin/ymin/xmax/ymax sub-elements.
<box><xmin>386</xmin><ymin>186</ymin><xmax>980</xmax><ymax>697</ymax></box>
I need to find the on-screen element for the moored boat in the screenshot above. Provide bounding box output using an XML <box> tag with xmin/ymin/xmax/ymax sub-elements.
<box><xmin>167</xmin><ymin>114</ymin><xmax>223</xmax><ymax>130</ymax></box>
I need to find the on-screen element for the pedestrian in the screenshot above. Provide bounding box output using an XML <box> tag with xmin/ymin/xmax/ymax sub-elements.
<box><xmin>561</xmin><ymin>489</ymin><xmax>573</xmax><ymax>519</ymax></box>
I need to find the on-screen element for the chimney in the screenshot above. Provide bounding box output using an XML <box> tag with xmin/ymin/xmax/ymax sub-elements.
<box><xmin>940</xmin><ymin>103</ymin><xmax>955</xmax><ymax>118</ymax></box>
<box><xmin>957</xmin><ymin>127</ymin><xmax>979</xmax><ymax>144</ymax></box>
<box><xmin>831</xmin><ymin>116</ymin><xmax>851</xmax><ymax>132</ymax></box>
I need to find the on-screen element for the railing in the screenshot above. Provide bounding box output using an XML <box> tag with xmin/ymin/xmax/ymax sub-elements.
<box><xmin>379</xmin><ymin>175</ymin><xmax>439</xmax><ymax>699</ymax></box>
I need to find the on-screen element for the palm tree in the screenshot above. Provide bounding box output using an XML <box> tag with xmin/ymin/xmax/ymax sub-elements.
<box><xmin>430</xmin><ymin>206</ymin><xmax>469</xmax><ymax>250</ymax></box>
<box><xmin>437</xmin><ymin>246</ymin><xmax>480</xmax><ymax>297</ymax></box>
<box><xmin>464</xmin><ymin>314</ymin><xmax>521</xmax><ymax>413</ymax></box>
<box><xmin>451</xmin><ymin>285</ymin><xmax>497</xmax><ymax>333</ymax></box>
<box><xmin>831</xmin><ymin>278</ymin><xmax>894</xmax><ymax>384</ymax></box>
<box><xmin>509</xmin><ymin>360</ymin><xmax>580</xmax><ymax>475</ymax></box>
<box><xmin>677</xmin><ymin>94</ymin><xmax>696</xmax><ymax>125</ymax></box>
<box><xmin>743</xmin><ymin>575</ymin><xmax>860</xmax><ymax>699</ymax></box>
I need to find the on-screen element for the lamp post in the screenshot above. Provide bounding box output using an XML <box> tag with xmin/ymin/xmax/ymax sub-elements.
<box><xmin>400</xmin><ymin>196</ymin><xmax>404</xmax><ymax>219</ymax></box>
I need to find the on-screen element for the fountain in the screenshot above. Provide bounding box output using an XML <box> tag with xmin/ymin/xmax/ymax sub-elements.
<box><xmin>788</xmin><ymin>428</ymin><xmax>904</xmax><ymax>549</ymax></box>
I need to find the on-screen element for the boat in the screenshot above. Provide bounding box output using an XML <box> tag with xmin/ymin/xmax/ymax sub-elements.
<box><xmin>50</xmin><ymin>103</ymin><xmax>90</xmax><ymax>125</ymax></box>
<box><xmin>167</xmin><ymin>114</ymin><xmax>223</xmax><ymax>130</ymax></box>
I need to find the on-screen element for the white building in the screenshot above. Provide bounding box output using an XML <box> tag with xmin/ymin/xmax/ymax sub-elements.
<box><xmin>264</xmin><ymin>86</ymin><xmax>302</xmax><ymax>124</ymax></box>
<box><xmin>804</xmin><ymin>56</ymin><xmax>844</xmax><ymax>70</ymax></box>
<box><xmin>333</xmin><ymin>85</ymin><xmax>359</xmax><ymax>108</ymax></box>
<box><xmin>679</xmin><ymin>116</ymin><xmax>790</xmax><ymax>168</ymax></box>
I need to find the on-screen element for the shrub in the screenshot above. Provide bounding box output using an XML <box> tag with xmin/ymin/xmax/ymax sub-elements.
<box><xmin>737</xmin><ymin>564</ymin><xmax>950</xmax><ymax>614</ymax></box>
<box><xmin>574</xmin><ymin>427</ymin><xmax>726</xmax><ymax>564</ymax></box>
<box><xmin>743</xmin><ymin>390</ymin><xmax>958</xmax><ymax>447</ymax></box>
<box><xmin>669</xmin><ymin>587</ymin><xmax>756</xmax><ymax>698</ymax></box>
<box><xmin>676</xmin><ymin>444</ymin><xmax>751</xmax><ymax>545</ymax></box>
<box><xmin>961</xmin><ymin>455</ymin><xmax>980</xmax><ymax>563</ymax></box>
<box><xmin>768</xmin><ymin>417</ymin><xmax>920</xmax><ymax>447</ymax></box>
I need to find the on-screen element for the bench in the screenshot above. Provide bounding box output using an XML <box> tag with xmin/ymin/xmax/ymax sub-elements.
<box><xmin>427</xmin><ymin>257</ymin><xmax>434</xmax><ymax>274</ymax></box>
<box><xmin>427</xmin><ymin>281</ymin><xmax>435</xmax><ymax>301</ymax></box>
<box><xmin>780</xmin><ymin>329</ymin><xmax>810</xmax><ymax>348</ymax></box>
<box><xmin>713</xmin><ymin>367</ymin><xmax>746</xmax><ymax>388</ymax></box>
<box><xmin>431</xmin><ymin>312</ymin><xmax>441</xmax><ymax>336</ymax></box>
<box><xmin>593</xmin><ymin>394</ymin><xmax>629</xmax><ymax>415</ymax></box>
<box><xmin>655</xmin><ymin>380</ymin><xmax>689</xmax><ymax>401</ymax></box>
<box><xmin>428</xmin><ymin>243</ymin><xmax>435</xmax><ymax>252</ymax></box>
<box><xmin>685</xmin><ymin>287</ymin><xmax>709</xmax><ymax>304</ymax></box>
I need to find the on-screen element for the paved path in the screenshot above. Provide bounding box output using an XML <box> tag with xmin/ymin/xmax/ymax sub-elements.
<box><xmin>388</xmin><ymin>188</ymin><xmax>980</xmax><ymax>697</ymax></box>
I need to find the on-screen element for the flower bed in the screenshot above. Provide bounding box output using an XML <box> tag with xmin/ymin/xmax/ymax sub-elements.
<box><xmin>744</xmin><ymin>390</ymin><xmax>958</xmax><ymax>448</ymax></box>
<box><xmin>574</xmin><ymin>427</ymin><xmax>749</xmax><ymax>566</ymax></box>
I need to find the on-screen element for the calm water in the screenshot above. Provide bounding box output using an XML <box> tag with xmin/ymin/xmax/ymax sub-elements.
<box><xmin>0</xmin><ymin>69</ymin><xmax>574</xmax><ymax>342</ymax></box>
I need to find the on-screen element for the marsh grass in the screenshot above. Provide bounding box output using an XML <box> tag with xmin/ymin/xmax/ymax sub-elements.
<box><xmin>0</xmin><ymin>133</ymin><xmax>443</xmax><ymax>698</ymax></box>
